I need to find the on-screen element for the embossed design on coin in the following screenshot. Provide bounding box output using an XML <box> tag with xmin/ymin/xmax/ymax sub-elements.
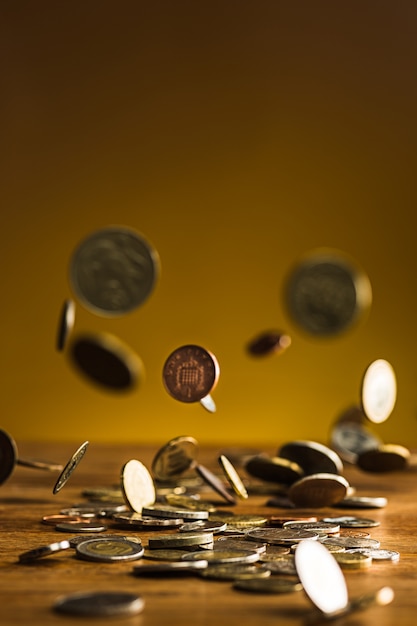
<box><xmin>162</xmin><ymin>345</ymin><xmax>219</xmax><ymax>403</ymax></box>
<box><xmin>53</xmin><ymin>441</ymin><xmax>89</xmax><ymax>494</ymax></box>
<box><xmin>69</xmin><ymin>225</ymin><xmax>160</xmax><ymax>317</ymax></box>
<box><xmin>361</xmin><ymin>359</ymin><xmax>397</xmax><ymax>424</ymax></box>
<box><xmin>284</xmin><ymin>249</ymin><xmax>371</xmax><ymax>336</ymax></box>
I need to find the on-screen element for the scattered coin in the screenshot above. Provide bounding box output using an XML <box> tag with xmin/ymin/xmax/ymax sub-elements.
<box><xmin>278</xmin><ymin>440</ymin><xmax>343</xmax><ymax>475</ymax></box>
<box><xmin>53</xmin><ymin>441</ymin><xmax>89</xmax><ymax>494</ymax></box>
<box><xmin>215</xmin><ymin>538</ymin><xmax>267</xmax><ymax>554</ymax></box>
<box><xmin>56</xmin><ymin>298</ymin><xmax>76</xmax><ymax>351</ymax></box>
<box><xmin>142</xmin><ymin>504</ymin><xmax>209</xmax><ymax>521</ymax></box>
<box><xmin>151</xmin><ymin>435</ymin><xmax>199</xmax><ymax>482</ymax></box>
<box><xmin>346</xmin><ymin>548</ymin><xmax>400</xmax><ymax>562</ymax></box>
<box><xmin>76</xmin><ymin>537</ymin><xmax>144</xmax><ymax>562</ymax></box>
<box><xmin>68</xmin><ymin>332</ymin><xmax>142</xmax><ymax>391</ymax></box>
<box><xmin>218</xmin><ymin>454</ymin><xmax>248</xmax><ymax>499</ymax></box>
<box><xmin>356</xmin><ymin>444</ymin><xmax>410</xmax><ymax>472</ymax></box>
<box><xmin>143</xmin><ymin>549</ymin><xmax>194</xmax><ymax>561</ymax></box>
<box><xmin>199</xmin><ymin>564</ymin><xmax>270</xmax><ymax>580</ymax></box>
<box><xmin>322</xmin><ymin>536</ymin><xmax>380</xmax><ymax>550</ymax></box>
<box><xmin>53</xmin><ymin>590</ymin><xmax>145</xmax><ymax>617</ymax></box>
<box><xmin>334</xmin><ymin>495</ymin><xmax>388</xmax><ymax>508</ymax></box>
<box><xmin>182</xmin><ymin>549</ymin><xmax>260</xmax><ymax>565</ymax></box>
<box><xmin>269</xmin><ymin>515</ymin><xmax>318</xmax><ymax>526</ymax></box>
<box><xmin>148</xmin><ymin>532</ymin><xmax>214</xmax><ymax>550</ymax></box>
<box><xmin>112</xmin><ymin>512</ymin><xmax>183</xmax><ymax>529</ymax></box>
<box><xmin>283</xmin><ymin>521</ymin><xmax>340</xmax><ymax>535</ymax></box>
<box><xmin>321</xmin><ymin>516</ymin><xmax>380</xmax><ymax>528</ymax></box>
<box><xmin>121</xmin><ymin>459</ymin><xmax>156</xmax><ymax>513</ymax></box>
<box><xmin>284</xmin><ymin>248</ymin><xmax>371</xmax><ymax>336</ymax></box>
<box><xmin>244</xmin><ymin>454</ymin><xmax>304</xmax><ymax>485</ymax></box>
<box><xmin>194</xmin><ymin>463</ymin><xmax>236</xmax><ymax>504</ymax></box>
<box><xmin>246</xmin><ymin>528</ymin><xmax>319</xmax><ymax>546</ymax></box>
<box><xmin>179</xmin><ymin>520</ymin><xmax>227</xmax><ymax>533</ymax></box>
<box><xmin>18</xmin><ymin>540</ymin><xmax>71</xmax><ymax>563</ymax></box>
<box><xmin>288</xmin><ymin>473</ymin><xmax>349</xmax><ymax>507</ymax></box>
<box><xmin>246</xmin><ymin>330</ymin><xmax>292</xmax><ymax>357</ymax></box>
<box><xmin>262</xmin><ymin>555</ymin><xmax>298</xmax><ymax>575</ymax></box>
<box><xmin>210</xmin><ymin>513</ymin><xmax>268</xmax><ymax>528</ymax></box>
<box><xmin>162</xmin><ymin>344</ymin><xmax>220</xmax><ymax>403</ymax></box>
<box><xmin>42</xmin><ymin>514</ymin><xmax>86</xmax><ymax>526</ymax></box>
<box><xmin>69</xmin><ymin>225</ymin><xmax>159</xmax><ymax>316</ymax></box>
<box><xmin>56</xmin><ymin>520</ymin><xmax>107</xmax><ymax>533</ymax></box>
<box><xmin>200</xmin><ymin>394</ymin><xmax>217</xmax><ymax>413</ymax></box>
<box><xmin>332</xmin><ymin>551</ymin><xmax>372</xmax><ymax>569</ymax></box>
<box><xmin>361</xmin><ymin>358</ymin><xmax>397</xmax><ymax>424</ymax></box>
<box><xmin>164</xmin><ymin>494</ymin><xmax>217</xmax><ymax>513</ymax></box>
<box><xmin>294</xmin><ymin>539</ymin><xmax>349</xmax><ymax>614</ymax></box>
<box><xmin>133</xmin><ymin>560</ymin><xmax>208</xmax><ymax>576</ymax></box>
<box><xmin>234</xmin><ymin>577</ymin><xmax>302</xmax><ymax>593</ymax></box>
<box><xmin>69</xmin><ymin>534</ymin><xmax>137</xmax><ymax>548</ymax></box>
<box><xmin>329</xmin><ymin>416</ymin><xmax>382</xmax><ymax>464</ymax></box>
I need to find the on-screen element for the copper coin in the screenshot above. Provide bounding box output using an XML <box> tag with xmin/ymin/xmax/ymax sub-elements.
<box><xmin>162</xmin><ymin>344</ymin><xmax>219</xmax><ymax>403</ymax></box>
<box><xmin>288</xmin><ymin>473</ymin><xmax>349</xmax><ymax>508</ymax></box>
<box><xmin>246</xmin><ymin>331</ymin><xmax>291</xmax><ymax>357</ymax></box>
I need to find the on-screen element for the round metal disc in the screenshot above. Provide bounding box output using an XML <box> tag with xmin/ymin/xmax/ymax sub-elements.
<box><xmin>121</xmin><ymin>459</ymin><xmax>156</xmax><ymax>513</ymax></box>
<box><xmin>0</xmin><ymin>429</ymin><xmax>17</xmax><ymax>485</ymax></box>
<box><xmin>162</xmin><ymin>344</ymin><xmax>220</xmax><ymax>403</ymax></box>
<box><xmin>53</xmin><ymin>591</ymin><xmax>145</xmax><ymax>617</ymax></box>
<box><xmin>151</xmin><ymin>435</ymin><xmax>199</xmax><ymax>481</ymax></box>
<box><xmin>361</xmin><ymin>359</ymin><xmax>397</xmax><ymax>424</ymax></box>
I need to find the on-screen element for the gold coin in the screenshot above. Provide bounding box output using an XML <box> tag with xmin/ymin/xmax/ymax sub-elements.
<box><xmin>356</xmin><ymin>444</ymin><xmax>410</xmax><ymax>472</ymax></box>
<box><xmin>121</xmin><ymin>459</ymin><xmax>155</xmax><ymax>513</ymax></box>
<box><xmin>333</xmin><ymin>551</ymin><xmax>372</xmax><ymax>569</ymax></box>
<box><xmin>152</xmin><ymin>435</ymin><xmax>199</xmax><ymax>481</ymax></box>
<box><xmin>218</xmin><ymin>454</ymin><xmax>248</xmax><ymax>499</ymax></box>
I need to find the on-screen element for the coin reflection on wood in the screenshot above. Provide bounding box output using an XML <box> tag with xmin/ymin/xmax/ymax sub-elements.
<box><xmin>162</xmin><ymin>344</ymin><xmax>219</xmax><ymax>403</ymax></box>
<box><xmin>68</xmin><ymin>332</ymin><xmax>142</xmax><ymax>391</ymax></box>
<box><xmin>69</xmin><ymin>225</ymin><xmax>160</xmax><ymax>317</ymax></box>
<box><xmin>246</xmin><ymin>330</ymin><xmax>291</xmax><ymax>357</ymax></box>
<box><xmin>284</xmin><ymin>248</ymin><xmax>372</xmax><ymax>337</ymax></box>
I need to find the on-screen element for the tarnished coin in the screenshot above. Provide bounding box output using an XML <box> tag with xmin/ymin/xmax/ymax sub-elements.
<box><xmin>245</xmin><ymin>454</ymin><xmax>304</xmax><ymax>485</ymax></box>
<box><xmin>361</xmin><ymin>358</ymin><xmax>397</xmax><ymax>424</ymax></box>
<box><xmin>182</xmin><ymin>549</ymin><xmax>260</xmax><ymax>565</ymax></box>
<box><xmin>321</xmin><ymin>516</ymin><xmax>379</xmax><ymax>528</ymax></box>
<box><xmin>356</xmin><ymin>444</ymin><xmax>410</xmax><ymax>472</ymax></box>
<box><xmin>246</xmin><ymin>528</ymin><xmax>319</xmax><ymax>546</ymax></box>
<box><xmin>0</xmin><ymin>428</ymin><xmax>17</xmax><ymax>485</ymax></box>
<box><xmin>200</xmin><ymin>394</ymin><xmax>217</xmax><ymax>413</ymax></box>
<box><xmin>215</xmin><ymin>538</ymin><xmax>267</xmax><ymax>554</ymax></box>
<box><xmin>210</xmin><ymin>513</ymin><xmax>268</xmax><ymax>528</ymax></box>
<box><xmin>347</xmin><ymin>548</ymin><xmax>400</xmax><ymax>561</ymax></box>
<box><xmin>113</xmin><ymin>512</ymin><xmax>183</xmax><ymax>529</ymax></box>
<box><xmin>278</xmin><ymin>440</ymin><xmax>343</xmax><ymax>476</ymax></box>
<box><xmin>246</xmin><ymin>330</ymin><xmax>292</xmax><ymax>357</ymax></box>
<box><xmin>322</xmin><ymin>536</ymin><xmax>380</xmax><ymax>549</ymax></box>
<box><xmin>283</xmin><ymin>521</ymin><xmax>340</xmax><ymax>535</ymax></box>
<box><xmin>333</xmin><ymin>551</ymin><xmax>372</xmax><ymax>569</ymax></box>
<box><xmin>152</xmin><ymin>435</ymin><xmax>199</xmax><ymax>481</ymax></box>
<box><xmin>53</xmin><ymin>591</ymin><xmax>145</xmax><ymax>617</ymax></box>
<box><xmin>288</xmin><ymin>473</ymin><xmax>349</xmax><ymax>507</ymax></box>
<box><xmin>148</xmin><ymin>532</ymin><xmax>213</xmax><ymax>549</ymax></box>
<box><xmin>195</xmin><ymin>463</ymin><xmax>236</xmax><ymax>504</ymax></box>
<box><xmin>56</xmin><ymin>298</ymin><xmax>75</xmax><ymax>351</ymax></box>
<box><xmin>329</xmin><ymin>417</ymin><xmax>382</xmax><ymax>464</ymax></box>
<box><xmin>121</xmin><ymin>459</ymin><xmax>155</xmax><ymax>513</ymax></box>
<box><xmin>218</xmin><ymin>454</ymin><xmax>248</xmax><ymax>499</ymax></box>
<box><xmin>294</xmin><ymin>539</ymin><xmax>348</xmax><ymax>614</ymax></box>
<box><xmin>284</xmin><ymin>248</ymin><xmax>371</xmax><ymax>336</ymax></box>
<box><xmin>262</xmin><ymin>555</ymin><xmax>298</xmax><ymax>575</ymax></box>
<box><xmin>69</xmin><ymin>333</ymin><xmax>142</xmax><ymax>391</ymax></box>
<box><xmin>53</xmin><ymin>441</ymin><xmax>89</xmax><ymax>494</ymax></box>
<box><xmin>76</xmin><ymin>537</ymin><xmax>144</xmax><ymax>562</ymax></box>
<box><xmin>179</xmin><ymin>520</ymin><xmax>227</xmax><ymax>533</ymax></box>
<box><xmin>164</xmin><ymin>494</ymin><xmax>216</xmax><ymax>513</ymax></box>
<box><xmin>200</xmin><ymin>564</ymin><xmax>270</xmax><ymax>580</ymax></box>
<box><xmin>143</xmin><ymin>549</ymin><xmax>195</xmax><ymax>561</ymax></box>
<box><xmin>42</xmin><ymin>514</ymin><xmax>86</xmax><ymax>526</ymax></box>
<box><xmin>18</xmin><ymin>540</ymin><xmax>71</xmax><ymax>563</ymax></box>
<box><xmin>334</xmin><ymin>495</ymin><xmax>388</xmax><ymax>508</ymax></box>
<box><xmin>162</xmin><ymin>345</ymin><xmax>220</xmax><ymax>403</ymax></box>
<box><xmin>142</xmin><ymin>504</ymin><xmax>209</xmax><ymax>521</ymax></box>
<box><xmin>69</xmin><ymin>225</ymin><xmax>159</xmax><ymax>316</ymax></box>
<box><xmin>234</xmin><ymin>577</ymin><xmax>302</xmax><ymax>593</ymax></box>
<box><xmin>133</xmin><ymin>560</ymin><xmax>208</xmax><ymax>575</ymax></box>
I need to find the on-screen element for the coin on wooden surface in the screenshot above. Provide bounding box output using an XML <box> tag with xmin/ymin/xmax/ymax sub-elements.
<box><xmin>246</xmin><ymin>330</ymin><xmax>291</xmax><ymax>357</ymax></box>
<box><xmin>162</xmin><ymin>344</ymin><xmax>219</xmax><ymax>403</ymax></box>
<box><xmin>56</xmin><ymin>298</ymin><xmax>76</xmax><ymax>351</ymax></box>
<box><xmin>200</xmin><ymin>564</ymin><xmax>270</xmax><ymax>580</ymax></box>
<box><xmin>245</xmin><ymin>454</ymin><xmax>304</xmax><ymax>485</ymax></box>
<box><xmin>18</xmin><ymin>540</ymin><xmax>71</xmax><ymax>563</ymax></box>
<box><xmin>53</xmin><ymin>591</ymin><xmax>145</xmax><ymax>617</ymax></box>
<box><xmin>121</xmin><ymin>459</ymin><xmax>156</xmax><ymax>513</ymax></box>
<box><xmin>69</xmin><ymin>332</ymin><xmax>142</xmax><ymax>392</ymax></box>
<box><xmin>233</xmin><ymin>577</ymin><xmax>302</xmax><ymax>593</ymax></box>
<box><xmin>329</xmin><ymin>418</ymin><xmax>382</xmax><ymax>464</ymax></box>
<box><xmin>195</xmin><ymin>463</ymin><xmax>236</xmax><ymax>504</ymax></box>
<box><xmin>246</xmin><ymin>528</ymin><xmax>319</xmax><ymax>546</ymax></box>
<box><xmin>76</xmin><ymin>537</ymin><xmax>144</xmax><ymax>562</ymax></box>
<box><xmin>278</xmin><ymin>440</ymin><xmax>343</xmax><ymax>475</ymax></box>
<box><xmin>356</xmin><ymin>443</ymin><xmax>410</xmax><ymax>472</ymax></box>
<box><xmin>142</xmin><ymin>503</ymin><xmax>209</xmax><ymax>520</ymax></box>
<box><xmin>284</xmin><ymin>248</ymin><xmax>371</xmax><ymax>337</ymax></box>
<box><xmin>218</xmin><ymin>454</ymin><xmax>248</xmax><ymax>499</ymax></box>
<box><xmin>182</xmin><ymin>549</ymin><xmax>260</xmax><ymax>565</ymax></box>
<box><xmin>148</xmin><ymin>532</ymin><xmax>213</xmax><ymax>549</ymax></box>
<box><xmin>288</xmin><ymin>473</ymin><xmax>349</xmax><ymax>508</ymax></box>
<box><xmin>0</xmin><ymin>429</ymin><xmax>17</xmax><ymax>485</ymax></box>
<box><xmin>361</xmin><ymin>359</ymin><xmax>397</xmax><ymax>423</ymax></box>
<box><xmin>133</xmin><ymin>560</ymin><xmax>208</xmax><ymax>575</ymax></box>
<box><xmin>53</xmin><ymin>441</ymin><xmax>89</xmax><ymax>494</ymax></box>
<box><xmin>333</xmin><ymin>551</ymin><xmax>372</xmax><ymax>570</ymax></box>
<box><xmin>69</xmin><ymin>225</ymin><xmax>159</xmax><ymax>317</ymax></box>
<box><xmin>151</xmin><ymin>435</ymin><xmax>199</xmax><ymax>482</ymax></box>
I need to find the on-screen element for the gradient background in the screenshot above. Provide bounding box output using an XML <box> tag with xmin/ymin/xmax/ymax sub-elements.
<box><xmin>1</xmin><ymin>1</ymin><xmax>416</xmax><ymax>447</ymax></box>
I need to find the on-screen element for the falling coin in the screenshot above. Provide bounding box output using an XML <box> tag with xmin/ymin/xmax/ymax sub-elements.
<box><xmin>56</xmin><ymin>298</ymin><xmax>76</xmax><ymax>351</ymax></box>
<box><xmin>69</xmin><ymin>225</ymin><xmax>160</xmax><ymax>317</ymax></box>
<box><xmin>278</xmin><ymin>440</ymin><xmax>344</xmax><ymax>475</ymax></box>
<box><xmin>329</xmin><ymin>417</ymin><xmax>382</xmax><ymax>464</ymax></box>
<box><xmin>195</xmin><ymin>463</ymin><xmax>236</xmax><ymax>504</ymax></box>
<box><xmin>356</xmin><ymin>443</ymin><xmax>410</xmax><ymax>472</ymax></box>
<box><xmin>121</xmin><ymin>459</ymin><xmax>156</xmax><ymax>513</ymax></box>
<box><xmin>162</xmin><ymin>344</ymin><xmax>220</xmax><ymax>403</ymax></box>
<box><xmin>151</xmin><ymin>435</ymin><xmax>199</xmax><ymax>482</ymax></box>
<box><xmin>288</xmin><ymin>473</ymin><xmax>350</xmax><ymax>507</ymax></box>
<box><xmin>246</xmin><ymin>330</ymin><xmax>291</xmax><ymax>357</ymax></box>
<box><xmin>361</xmin><ymin>359</ymin><xmax>397</xmax><ymax>423</ymax></box>
<box><xmin>218</xmin><ymin>454</ymin><xmax>248</xmax><ymax>499</ymax></box>
<box><xmin>53</xmin><ymin>441</ymin><xmax>89</xmax><ymax>494</ymax></box>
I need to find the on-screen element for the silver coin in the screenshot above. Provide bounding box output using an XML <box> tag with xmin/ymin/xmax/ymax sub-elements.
<box><xmin>113</xmin><ymin>512</ymin><xmax>183</xmax><ymax>529</ymax></box>
<box><xmin>151</xmin><ymin>436</ymin><xmax>199</xmax><ymax>482</ymax></box>
<box><xmin>18</xmin><ymin>540</ymin><xmax>71</xmax><ymax>563</ymax></box>
<box><xmin>53</xmin><ymin>591</ymin><xmax>145</xmax><ymax>617</ymax></box>
<box><xmin>53</xmin><ymin>441</ymin><xmax>89</xmax><ymax>494</ymax></box>
<box><xmin>69</xmin><ymin>225</ymin><xmax>159</xmax><ymax>317</ymax></box>
<box><xmin>361</xmin><ymin>359</ymin><xmax>397</xmax><ymax>424</ymax></box>
<box><xmin>346</xmin><ymin>548</ymin><xmax>400</xmax><ymax>561</ymax></box>
<box><xmin>329</xmin><ymin>418</ymin><xmax>382</xmax><ymax>464</ymax></box>
<box><xmin>334</xmin><ymin>495</ymin><xmax>388</xmax><ymax>509</ymax></box>
<box><xmin>322</xmin><ymin>536</ymin><xmax>380</xmax><ymax>549</ymax></box>
<box><xmin>121</xmin><ymin>459</ymin><xmax>156</xmax><ymax>513</ymax></box>
<box><xmin>284</xmin><ymin>249</ymin><xmax>371</xmax><ymax>336</ymax></box>
<box><xmin>215</xmin><ymin>538</ymin><xmax>267</xmax><ymax>554</ymax></box>
<box><xmin>76</xmin><ymin>537</ymin><xmax>144</xmax><ymax>562</ymax></box>
<box><xmin>283</xmin><ymin>521</ymin><xmax>340</xmax><ymax>535</ymax></box>
<box><xmin>321</xmin><ymin>516</ymin><xmax>380</xmax><ymax>528</ymax></box>
<box><xmin>179</xmin><ymin>520</ymin><xmax>227</xmax><ymax>533</ymax></box>
<box><xmin>56</xmin><ymin>298</ymin><xmax>76</xmax><ymax>351</ymax></box>
<box><xmin>69</xmin><ymin>534</ymin><xmax>136</xmax><ymax>548</ymax></box>
<box><xmin>148</xmin><ymin>532</ymin><xmax>214</xmax><ymax>549</ymax></box>
<box><xmin>142</xmin><ymin>504</ymin><xmax>209</xmax><ymax>521</ymax></box>
<box><xmin>56</xmin><ymin>521</ymin><xmax>107</xmax><ymax>533</ymax></box>
<box><xmin>200</xmin><ymin>394</ymin><xmax>217</xmax><ymax>413</ymax></box>
<box><xmin>246</xmin><ymin>528</ymin><xmax>319</xmax><ymax>545</ymax></box>
<box><xmin>278</xmin><ymin>440</ymin><xmax>343</xmax><ymax>475</ymax></box>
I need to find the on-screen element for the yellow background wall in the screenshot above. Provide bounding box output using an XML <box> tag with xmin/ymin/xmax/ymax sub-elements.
<box><xmin>2</xmin><ymin>2</ymin><xmax>417</xmax><ymax>447</ymax></box>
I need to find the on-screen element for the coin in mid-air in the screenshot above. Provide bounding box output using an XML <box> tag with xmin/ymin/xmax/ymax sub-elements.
<box><xmin>121</xmin><ymin>459</ymin><xmax>156</xmax><ymax>513</ymax></box>
<box><xmin>278</xmin><ymin>440</ymin><xmax>344</xmax><ymax>475</ymax></box>
<box><xmin>246</xmin><ymin>331</ymin><xmax>291</xmax><ymax>357</ymax></box>
<box><xmin>69</xmin><ymin>225</ymin><xmax>160</xmax><ymax>317</ymax></box>
<box><xmin>68</xmin><ymin>332</ymin><xmax>142</xmax><ymax>392</ymax></box>
<box><xmin>151</xmin><ymin>435</ymin><xmax>199</xmax><ymax>482</ymax></box>
<box><xmin>284</xmin><ymin>248</ymin><xmax>372</xmax><ymax>336</ymax></box>
<box><xmin>53</xmin><ymin>441</ymin><xmax>89</xmax><ymax>494</ymax></box>
<box><xmin>162</xmin><ymin>345</ymin><xmax>219</xmax><ymax>403</ymax></box>
<box><xmin>53</xmin><ymin>591</ymin><xmax>145</xmax><ymax>617</ymax></box>
<box><xmin>360</xmin><ymin>359</ymin><xmax>397</xmax><ymax>424</ymax></box>
<box><xmin>0</xmin><ymin>429</ymin><xmax>18</xmax><ymax>485</ymax></box>
<box><xmin>56</xmin><ymin>299</ymin><xmax>76</xmax><ymax>351</ymax></box>
<box><xmin>329</xmin><ymin>414</ymin><xmax>382</xmax><ymax>465</ymax></box>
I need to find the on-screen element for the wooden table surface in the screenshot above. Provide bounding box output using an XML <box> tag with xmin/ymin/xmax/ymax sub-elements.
<box><xmin>1</xmin><ymin>441</ymin><xmax>416</xmax><ymax>626</ymax></box>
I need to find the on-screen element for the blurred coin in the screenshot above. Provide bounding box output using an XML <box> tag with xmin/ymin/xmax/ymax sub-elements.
<box><xmin>259</xmin><ymin>546</ymin><xmax>291</xmax><ymax>560</ymax></box>
<box><xmin>283</xmin><ymin>521</ymin><xmax>340</xmax><ymax>535</ymax></box>
<box><xmin>143</xmin><ymin>549</ymin><xmax>193</xmax><ymax>561</ymax></box>
<box><xmin>183</xmin><ymin>549</ymin><xmax>260</xmax><ymax>565</ymax></box>
<box><xmin>294</xmin><ymin>539</ymin><xmax>348</xmax><ymax>614</ymax></box>
<box><xmin>162</xmin><ymin>344</ymin><xmax>219</xmax><ymax>403</ymax></box>
<box><xmin>333</xmin><ymin>551</ymin><xmax>372</xmax><ymax>570</ymax></box>
<box><xmin>133</xmin><ymin>560</ymin><xmax>208</xmax><ymax>576</ymax></box>
<box><xmin>121</xmin><ymin>459</ymin><xmax>155</xmax><ymax>513</ymax></box>
<box><xmin>245</xmin><ymin>454</ymin><xmax>304</xmax><ymax>485</ymax></box>
<box><xmin>322</xmin><ymin>536</ymin><xmax>380</xmax><ymax>549</ymax></box>
<box><xmin>346</xmin><ymin>548</ymin><xmax>400</xmax><ymax>562</ymax></box>
<box><xmin>215</xmin><ymin>538</ymin><xmax>267</xmax><ymax>554</ymax></box>
<box><xmin>0</xmin><ymin>428</ymin><xmax>17</xmax><ymax>485</ymax></box>
<box><xmin>356</xmin><ymin>444</ymin><xmax>410</xmax><ymax>472</ymax></box>
<box><xmin>16</xmin><ymin>457</ymin><xmax>63</xmax><ymax>471</ymax></box>
<box><xmin>200</xmin><ymin>564</ymin><xmax>270</xmax><ymax>580</ymax></box>
<box><xmin>218</xmin><ymin>455</ymin><xmax>248</xmax><ymax>499</ymax></box>
<box><xmin>278</xmin><ymin>440</ymin><xmax>343</xmax><ymax>475</ymax></box>
<box><xmin>284</xmin><ymin>249</ymin><xmax>371</xmax><ymax>336</ymax></box>
<box><xmin>112</xmin><ymin>512</ymin><xmax>183</xmax><ymax>529</ymax></box>
<box><xmin>142</xmin><ymin>503</ymin><xmax>209</xmax><ymax>520</ymax></box>
<box><xmin>234</xmin><ymin>577</ymin><xmax>302</xmax><ymax>593</ymax></box>
<box><xmin>53</xmin><ymin>441</ymin><xmax>89</xmax><ymax>494</ymax></box>
<box><xmin>246</xmin><ymin>330</ymin><xmax>291</xmax><ymax>357</ymax></box>
<box><xmin>195</xmin><ymin>463</ymin><xmax>236</xmax><ymax>504</ymax></box>
<box><xmin>152</xmin><ymin>435</ymin><xmax>199</xmax><ymax>482</ymax></box>
<box><xmin>69</xmin><ymin>225</ymin><xmax>159</xmax><ymax>316</ymax></box>
<box><xmin>200</xmin><ymin>394</ymin><xmax>217</xmax><ymax>413</ymax></box>
<box><xmin>56</xmin><ymin>520</ymin><xmax>107</xmax><ymax>533</ymax></box>
<box><xmin>56</xmin><ymin>298</ymin><xmax>75</xmax><ymax>351</ymax></box>
<box><xmin>53</xmin><ymin>591</ymin><xmax>144</xmax><ymax>617</ymax></box>
<box><xmin>269</xmin><ymin>515</ymin><xmax>318</xmax><ymax>526</ymax></box>
<box><xmin>321</xmin><ymin>516</ymin><xmax>379</xmax><ymax>528</ymax></box>
<box><xmin>42</xmin><ymin>514</ymin><xmax>86</xmax><ymax>526</ymax></box>
<box><xmin>148</xmin><ymin>532</ymin><xmax>213</xmax><ymax>549</ymax></box>
<box><xmin>18</xmin><ymin>540</ymin><xmax>71</xmax><ymax>563</ymax></box>
<box><xmin>361</xmin><ymin>359</ymin><xmax>397</xmax><ymax>424</ymax></box>
<box><xmin>210</xmin><ymin>513</ymin><xmax>268</xmax><ymax>528</ymax></box>
<box><xmin>288</xmin><ymin>473</ymin><xmax>349</xmax><ymax>507</ymax></box>
<box><xmin>334</xmin><ymin>495</ymin><xmax>387</xmax><ymax>508</ymax></box>
<box><xmin>330</xmin><ymin>419</ymin><xmax>382</xmax><ymax>465</ymax></box>
<box><xmin>76</xmin><ymin>537</ymin><xmax>144</xmax><ymax>562</ymax></box>
<box><xmin>304</xmin><ymin>586</ymin><xmax>394</xmax><ymax>623</ymax></box>
<box><xmin>69</xmin><ymin>534</ymin><xmax>136</xmax><ymax>548</ymax></box>
<box><xmin>179</xmin><ymin>520</ymin><xmax>227</xmax><ymax>533</ymax></box>
<box><xmin>246</xmin><ymin>528</ymin><xmax>319</xmax><ymax>545</ymax></box>
<box><xmin>69</xmin><ymin>332</ymin><xmax>142</xmax><ymax>392</ymax></box>
<box><xmin>218</xmin><ymin>447</ymin><xmax>262</xmax><ymax>467</ymax></box>
<box><xmin>164</xmin><ymin>494</ymin><xmax>216</xmax><ymax>513</ymax></box>
<box><xmin>262</xmin><ymin>555</ymin><xmax>298</xmax><ymax>575</ymax></box>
